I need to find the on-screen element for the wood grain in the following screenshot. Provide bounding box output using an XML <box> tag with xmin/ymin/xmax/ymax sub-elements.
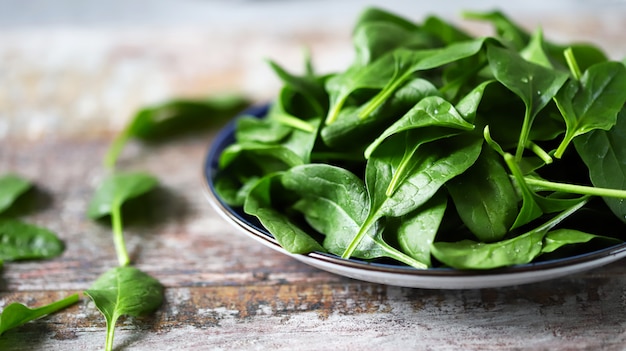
<box><xmin>2</xmin><ymin>134</ymin><xmax>626</xmax><ymax>351</ymax></box>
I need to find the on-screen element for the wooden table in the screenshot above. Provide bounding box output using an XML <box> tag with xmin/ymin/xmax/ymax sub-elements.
<box><xmin>2</xmin><ymin>2</ymin><xmax>626</xmax><ymax>350</ymax></box>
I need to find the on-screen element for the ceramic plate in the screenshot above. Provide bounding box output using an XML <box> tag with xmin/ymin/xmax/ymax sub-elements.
<box><xmin>202</xmin><ymin>106</ymin><xmax>626</xmax><ymax>289</ymax></box>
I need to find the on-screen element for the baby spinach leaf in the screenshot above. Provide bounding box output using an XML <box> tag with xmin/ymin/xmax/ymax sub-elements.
<box><xmin>353</xmin><ymin>6</ymin><xmax>420</xmax><ymax>33</ymax></box>
<box><xmin>364</xmin><ymin>95</ymin><xmax>475</xmax><ymax>158</ymax></box>
<box><xmin>324</xmin><ymin>54</ymin><xmax>396</xmax><ymax>124</ymax></box>
<box><xmin>343</xmin><ymin>134</ymin><xmax>482</xmax><ymax>258</ymax></box>
<box><xmin>244</xmin><ymin>173</ymin><xmax>325</xmax><ymax>254</ymax></box>
<box><xmin>392</xmin><ymin>192</ymin><xmax>447</xmax><ymax>266</ymax></box>
<box><xmin>353</xmin><ymin>21</ymin><xmax>433</xmax><ymax>67</ymax></box>
<box><xmin>431</xmin><ymin>198</ymin><xmax>588</xmax><ymax>269</ymax></box>
<box><xmin>554</xmin><ymin>61</ymin><xmax>626</xmax><ymax>158</ymax></box>
<box><xmin>0</xmin><ymin>219</ymin><xmax>64</xmax><ymax>261</ymax></box>
<box><xmin>454</xmin><ymin>80</ymin><xmax>494</xmax><ymax>121</ymax></box>
<box><xmin>463</xmin><ymin>10</ymin><xmax>530</xmax><ymax>50</ymax></box>
<box><xmin>575</xmin><ymin>108</ymin><xmax>626</xmax><ymax>222</ymax></box>
<box><xmin>84</xmin><ymin>266</ymin><xmax>163</xmax><ymax>351</ymax></box>
<box><xmin>421</xmin><ymin>15</ymin><xmax>472</xmax><ymax>45</ymax></box>
<box><xmin>447</xmin><ymin>147</ymin><xmax>518</xmax><ymax>242</ymax></box>
<box><xmin>0</xmin><ymin>294</ymin><xmax>79</xmax><ymax>336</ymax></box>
<box><xmin>282</xmin><ymin>164</ymin><xmax>380</xmax><ymax>258</ymax></box>
<box><xmin>520</xmin><ymin>28</ymin><xmax>552</xmax><ymax>68</ymax></box>
<box><xmin>88</xmin><ymin>172</ymin><xmax>158</xmax><ymax>220</ymax></box>
<box><xmin>88</xmin><ymin>172</ymin><xmax>158</xmax><ymax>266</ymax></box>
<box><xmin>283</xmin><ymin>164</ymin><xmax>427</xmax><ymax>268</ymax></box>
<box><xmin>0</xmin><ymin>174</ymin><xmax>32</xmax><ymax>215</ymax></box>
<box><xmin>267</xmin><ymin>59</ymin><xmax>327</xmax><ymax>117</ymax></box>
<box><xmin>541</xmin><ymin>228</ymin><xmax>622</xmax><ymax>254</ymax></box>
<box><xmin>359</xmin><ymin>38</ymin><xmax>487</xmax><ymax>119</ymax></box>
<box><xmin>105</xmin><ymin>94</ymin><xmax>249</xmax><ymax>169</ymax></box>
<box><xmin>321</xmin><ymin>77</ymin><xmax>440</xmax><ymax>150</ymax></box>
<box><xmin>487</xmin><ymin>44</ymin><xmax>569</xmax><ymax>161</ymax></box>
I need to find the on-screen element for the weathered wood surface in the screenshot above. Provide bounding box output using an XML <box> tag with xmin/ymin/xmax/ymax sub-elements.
<box><xmin>2</xmin><ymin>1</ymin><xmax>626</xmax><ymax>350</ymax></box>
<box><xmin>3</xmin><ymin>135</ymin><xmax>626</xmax><ymax>351</ymax></box>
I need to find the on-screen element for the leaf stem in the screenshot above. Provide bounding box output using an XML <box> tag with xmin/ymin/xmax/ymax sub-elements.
<box><xmin>358</xmin><ymin>72</ymin><xmax>410</xmax><ymax>120</ymax></box>
<box><xmin>273</xmin><ymin>113</ymin><xmax>315</xmax><ymax>133</ymax></box>
<box><xmin>104</xmin><ymin>130</ymin><xmax>130</xmax><ymax>171</ymax></box>
<box><xmin>342</xmin><ymin>215</ymin><xmax>376</xmax><ymax>259</ymax></box>
<box><xmin>527</xmin><ymin>141</ymin><xmax>553</xmax><ymax>164</ymax></box>
<box><xmin>564</xmin><ymin>47</ymin><xmax>582</xmax><ymax>80</ymax></box>
<box><xmin>515</xmin><ymin>108</ymin><xmax>532</xmax><ymax>162</ymax></box>
<box><xmin>524</xmin><ymin>177</ymin><xmax>626</xmax><ymax>199</ymax></box>
<box><xmin>111</xmin><ymin>201</ymin><xmax>130</xmax><ymax>266</ymax></box>
<box><xmin>325</xmin><ymin>96</ymin><xmax>347</xmax><ymax>125</ymax></box>
<box><xmin>105</xmin><ymin>317</ymin><xmax>118</xmax><ymax>351</ymax></box>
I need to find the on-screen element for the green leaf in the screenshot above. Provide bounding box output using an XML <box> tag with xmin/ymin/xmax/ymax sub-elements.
<box><xmin>575</xmin><ymin>107</ymin><xmax>626</xmax><ymax>222</ymax></box>
<box><xmin>0</xmin><ymin>174</ymin><xmax>32</xmax><ymax>215</ymax></box>
<box><xmin>554</xmin><ymin>61</ymin><xmax>626</xmax><ymax>158</ymax></box>
<box><xmin>359</xmin><ymin>38</ymin><xmax>488</xmax><ymax>119</ymax></box>
<box><xmin>267</xmin><ymin>59</ymin><xmax>328</xmax><ymax>117</ymax></box>
<box><xmin>105</xmin><ymin>95</ymin><xmax>249</xmax><ymax>169</ymax></box>
<box><xmin>487</xmin><ymin>43</ymin><xmax>569</xmax><ymax>161</ymax></box>
<box><xmin>87</xmin><ymin>172</ymin><xmax>158</xmax><ymax>220</ymax></box>
<box><xmin>283</xmin><ymin>164</ymin><xmax>426</xmax><ymax>268</ymax></box>
<box><xmin>364</xmin><ymin>95</ymin><xmax>475</xmax><ymax>158</ymax></box>
<box><xmin>343</xmin><ymin>134</ymin><xmax>482</xmax><ymax>258</ymax></box>
<box><xmin>541</xmin><ymin>228</ymin><xmax>621</xmax><ymax>254</ymax></box>
<box><xmin>392</xmin><ymin>192</ymin><xmax>447</xmax><ymax>266</ymax></box>
<box><xmin>431</xmin><ymin>198</ymin><xmax>588</xmax><ymax>269</ymax></box>
<box><xmin>244</xmin><ymin>173</ymin><xmax>325</xmax><ymax>254</ymax></box>
<box><xmin>0</xmin><ymin>219</ymin><xmax>64</xmax><ymax>261</ymax></box>
<box><xmin>520</xmin><ymin>28</ymin><xmax>552</xmax><ymax>68</ymax></box>
<box><xmin>320</xmin><ymin>77</ymin><xmax>440</xmax><ymax>150</ymax></box>
<box><xmin>0</xmin><ymin>294</ymin><xmax>79</xmax><ymax>336</ymax></box>
<box><xmin>447</xmin><ymin>147</ymin><xmax>518</xmax><ymax>242</ymax></box>
<box><xmin>421</xmin><ymin>15</ymin><xmax>473</xmax><ymax>45</ymax></box>
<box><xmin>84</xmin><ymin>266</ymin><xmax>163</xmax><ymax>351</ymax></box>
<box><xmin>324</xmin><ymin>54</ymin><xmax>396</xmax><ymax>124</ymax></box>
<box><xmin>88</xmin><ymin>172</ymin><xmax>158</xmax><ymax>266</ymax></box>
<box><xmin>463</xmin><ymin>10</ymin><xmax>530</xmax><ymax>50</ymax></box>
<box><xmin>352</xmin><ymin>21</ymin><xmax>432</xmax><ymax>67</ymax></box>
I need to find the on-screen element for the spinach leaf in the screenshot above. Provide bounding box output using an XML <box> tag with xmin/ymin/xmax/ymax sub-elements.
<box><xmin>554</xmin><ymin>61</ymin><xmax>626</xmax><ymax>158</ymax></box>
<box><xmin>352</xmin><ymin>21</ymin><xmax>433</xmax><ymax>67</ymax></box>
<box><xmin>431</xmin><ymin>198</ymin><xmax>588</xmax><ymax>269</ymax></box>
<box><xmin>282</xmin><ymin>164</ymin><xmax>427</xmax><ymax>268</ymax></box>
<box><xmin>84</xmin><ymin>266</ymin><xmax>163</xmax><ymax>351</ymax></box>
<box><xmin>105</xmin><ymin>95</ymin><xmax>249</xmax><ymax>169</ymax></box>
<box><xmin>520</xmin><ymin>28</ymin><xmax>552</xmax><ymax>68</ymax></box>
<box><xmin>343</xmin><ymin>134</ymin><xmax>482</xmax><ymax>258</ymax></box>
<box><xmin>421</xmin><ymin>15</ymin><xmax>472</xmax><ymax>45</ymax></box>
<box><xmin>392</xmin><ymin>192</ymin><xmax>447</xmax><ymax>266</ymax></box>
<box><xmin>447</xmin><ymin>147</ymin><xmax>518</xmax><ymax>242</ymax></box>
<box><xmin>324</xmin><ymin>54</ymin><xmax>396</xmax><ymax>124</ymax></box>
<box><xmin>0</xmin><ymin>294</ymin><xmax>79</xmax><ymax>336</ymax></box>
<box><xmin>87</xmin><ymin>172</ymin><xmax>158</xmax><ymax>266</ymax></box>
<box><xmin>575</xmin><ymin>108</ymin><xmax>626</xmax><ymax>222</ymax></box>
<box><xmin>364</xmin><ymin>95</ymin><xmax>475</xmax><ymax>158</ymax></box>
<box><xmin>0</xmin><ymin>174</ymin><xmax>31</xmax><ymax>215</ymax></box>
<box><xmin>541</xmin><ymin>228</ymin><xmax>622</xmax><ymax>254</ymax></box>
<box><xmin>244</xmin><ymin>173</ymin><xmax>325</xmax><ymax>254</ymax></box>
<box><xmin>359</xmin><ymin>38</ymin><xmax>487</xmax><ymax>119</ymax></box>
<box><xmin>487</xmin><ymin>44</ymin><xmax>569</xmax><ymax>161</ymax></box>
<box><xmin>267</xmin><ymin>59</ymin><xmax>328</xmax><ymax>117</ymax></box>
<box><xmin>0</xmin><ymin>219</ymin><xmax>64</xmax><ymax>261</ymax></box>
<box><xmin>463</xmin><ymin>10</ymin><xmax>530</xmax><ymax>50</ymax></box>
<box><xmin>321</xmin><ymin>77</ymin><xmax>440</xmax><ymax>150</ymax></box>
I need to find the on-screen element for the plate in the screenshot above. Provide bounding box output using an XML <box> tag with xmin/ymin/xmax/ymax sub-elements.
<box><xmin>202</xmin><ymin>105</ymin><xmax>626</xmax><ymax>289</ymax></box>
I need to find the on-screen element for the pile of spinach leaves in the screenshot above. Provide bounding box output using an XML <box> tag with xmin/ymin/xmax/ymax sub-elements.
<box><xmin>215</xmin><ymin>7</ymin><xmax>626</xmax><ymax>270</ymax></box>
